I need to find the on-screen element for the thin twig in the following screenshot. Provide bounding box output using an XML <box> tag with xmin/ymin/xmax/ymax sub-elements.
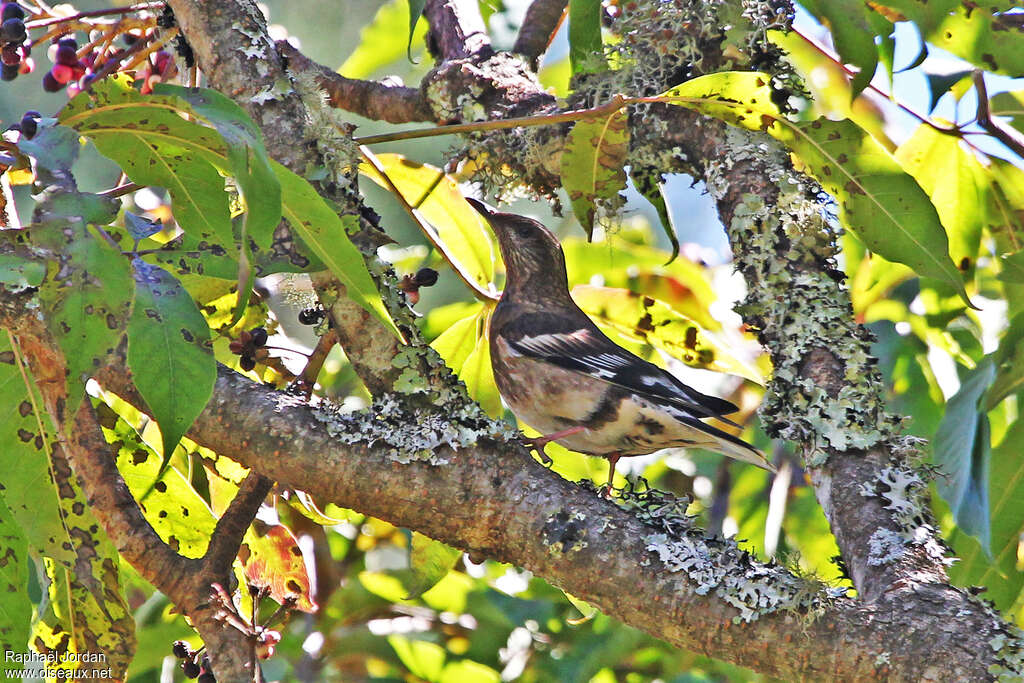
<box><xmin>99</xmin><ymin>182</ymin><xmax>142</xmax><ymax>198</ymax></box>
<box><xmin>354</xmin><ymin>93</ymin><xmax>627</xmax><ymax>145</ymax></box>
<box><xmin>25</xmin><ymin>2</ymin><xmax>165</xmax><ymax>29</ymax></box>
<box><xmin>973</xmin><ymin>70</ymin><xmax>1024</xmax><ymax>161</ymax></box>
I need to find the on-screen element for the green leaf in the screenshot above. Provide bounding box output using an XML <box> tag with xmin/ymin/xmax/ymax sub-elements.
<box><xmin>657</xmin><ymin>72</ymin><xmax>973</xmax><ymax>308</ymax></box>
<box><xmin>341</xmin><ymin>0</ymin><xmax>428</xmax><ymax>78</ymax></box>
<box><xmin>127</xmin><ymin>260</ymin><xmax>216</xmax><ymax>465</ymax></box>
<box><xmin>924</xmin><ymin>70</ymin><xmax>972</xmax><ymax>113</ymax></box>
<box><xmin>933</xmin><ymin>357</ymin><xmax>996</xmax><ymax>554</ymax></box>
<box><xmin>985</xmin><ymin>313</ymin><xmax>1024</xmax><ymax>410</ymax></box>
<box><xmin>439</xmin><ymin>660</ymin><xmax>500</xmax><ymax>683</ymax></box>
<box><xmin>154</xmin><ymin>83</ymin><xmax>282</xmax><ymax>248</ymax></box>
<box><xmin>799</xmin><ymin>0</ymin><xmax>880</xmax><ymax>98</ymax></box>
<box><xmin>360</xmin><ymin>154</ymin><xmax>495</xmax><ymax>287</ymax></box>
<box><xmin>388</xmin><ymin>635</ymin><xmax>446</xmax><ymax>681</ymax></box>
<box><xmin>0</xmin><ymin>335</ymin><xmax>74</xmax><ymax>565</ymax></box>
<box><xmin>0</xmin><ymin>254</ymin><xmax>45</xmax><ymax>289</ymax></box>
<box><xmin>406</xmin><ymin>532</ymin><xmax>463</xmax><ymax>600</ymax></box>
<box><xmin>0</xmin><ymin>495</ymin><xmax>31</xmax><ymax>672</ymax></box>
<box><xmin>561</xmin><ymin>109</ymin><xmax>629</xmax><ymax>238</ymax></box>
<box><xmin>629</xmin><ymin>166</ymin><xmax>679</xmax><ymax>262</ymax></box>
<box><xmin>895</xmin><ymin>122</ymin><xmax>985</xmax><ymax>276</ymax></box>
<box><xmin>36</xmin><ymin>222</ymin><xmax>134</xmax><ymax>415</ymax></box>
<box><xmin>992</xmin><ymin>90</ymin><xmax>1024</xmax><ymax>138</ymax></box>
<box><xmin>408</xmin><ymin>0</ymin><xmax>426</xmax><ymax>60</ymax></box>
<box><xmin>568</xmin><ymin>0</ymin><xmax>606</xmax><ymax>75</ymax></box>
<box><xmin>273</xmin><ymin>161</ymin><xmax>401</xmax><ymax>339</ymax></box>
<box><xmin>1001</xmin><ymin>251</ymin><xmax>1024</xmax><ymax>283</ymax></box>
<box><xmin>881</xmin><ymin>1</ymin><xmax>1024</xmax><ymax>77</ymax></box>
<box><xmin>60</xmin><ymin>76</ymin><xmax>234</xmax><ymax>245</ymax></box>
<box><xmin>571</xmin><ymin>285</ymin><xmax>765</xmax><ymax>385</ymax></box>
<box><xmin>947</xmin><ymin>416</ymin><xmax>1024</xmax><ymax>612</ymax></box>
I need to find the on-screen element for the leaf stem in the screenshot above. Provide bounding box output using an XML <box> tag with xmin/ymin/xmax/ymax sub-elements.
<box><xmin>353</xmin><ymin>94</ymin><xmax>628</xmax><ymax>145</ymax></box>
<box><xmin>25</xmin><ymin>2</ymin><xmax>165</xmax><ymax>29</ymax></box>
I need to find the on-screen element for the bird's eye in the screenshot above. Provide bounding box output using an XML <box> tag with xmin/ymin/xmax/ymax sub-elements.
<box><xmin>514</xmin><ymin>223</ymin><xmax>533</xmax><ymax>239</ymax></box>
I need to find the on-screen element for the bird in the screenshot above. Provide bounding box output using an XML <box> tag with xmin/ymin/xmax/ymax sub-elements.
<box><xmin>466</xmin><ymin>197</ymin><xmax>773</xmax><ymax>495</ymax></box>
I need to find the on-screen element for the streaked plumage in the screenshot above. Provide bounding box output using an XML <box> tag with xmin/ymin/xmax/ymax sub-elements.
<box><xmin>468</xmin><ymin>198</ymin><xmax>773</xmax><ymax>492</ymax></box>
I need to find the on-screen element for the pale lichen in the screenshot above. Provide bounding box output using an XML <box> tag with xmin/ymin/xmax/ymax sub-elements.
<box><xmin>542</xmin><ymin>510</ymin><xmax>589</xmax><ymax>557</ymax></box>
<box><xmin>860</xmin><ymin>463</ymin><xmax>949</xmax><ymax>567</ymax></box>
<box><xmin>309</xmin><ymin>392</ymin><xmax>512</xmax><ymax>466</ymax></box>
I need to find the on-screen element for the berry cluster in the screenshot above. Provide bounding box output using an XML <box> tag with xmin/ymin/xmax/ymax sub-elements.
<box><xmin>229</xmin><ymin>327</ymin><xmax>269</xmax><ymax>372</ymax></box>
<box><xmin>398</xmin><ymin>267</ymin><xmax>440</xmax><ymax>306</ymax></box>
<box><xmin>0</xmin><ymin>3</ymin><xmax>32</xmax><ymax>81</ymax></box>
<box><xmin>42</xmin><ymin>37</ymin><xmax>87</xmax><ymax>92</ymax></box>
<box><xmin>171</xmin><ymin>641</ymin><xmax>216</xmax><ymax>682</ymax></box>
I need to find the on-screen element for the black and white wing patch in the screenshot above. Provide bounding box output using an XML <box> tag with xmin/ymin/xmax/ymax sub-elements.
<box><xmin>506</xmin><ymin>317</ymin><xmax>741</xmax><ymax>422</ymax></box>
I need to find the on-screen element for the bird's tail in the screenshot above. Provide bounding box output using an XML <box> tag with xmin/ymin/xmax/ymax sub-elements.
<box><xmin>690</xmin><ymin>416</ymin><xmax>775</xmax><ymax>473</ymax></box>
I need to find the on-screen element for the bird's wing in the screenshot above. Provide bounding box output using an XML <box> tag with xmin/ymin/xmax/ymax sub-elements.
<box><xmin>502</xmin><ymin>312</ymin><xmax>741</xmax><ymax>422</ymax></box>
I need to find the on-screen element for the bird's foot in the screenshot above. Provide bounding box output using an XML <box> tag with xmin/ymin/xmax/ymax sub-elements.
<box><xmin>522</xmin><ymin>437</ymin><xmax>554</xmax><ymax>465</ymax></box>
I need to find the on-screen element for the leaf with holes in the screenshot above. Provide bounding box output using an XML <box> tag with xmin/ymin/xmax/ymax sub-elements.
<box><xmin>561</xmin><ymin>109</ymin><xmax>629</xmax><ymax>238</ymax></box>
<box><xmin>60</xmin><ymin>76</ymin><xmax>234</xmax><ymax>245</ymax></box>
<box><xmin>127</xmin><ymin>259</ymin><xmax>215</xmax><ymax>466</ymax></box>
<box><xmin>98</xmin><ymin>403</ymin><xmax>217</xmax><ymax>558</ymax></box>
<box><xmin>0</xmin><ymin>335</ymin><xmax>74</xmax><ymax>565</ymax></box>
<box><xmin>35</xmin><ymin>222</ymin><xmax>133</xmax><ymax>415</ymax></box>
<box><xmin>657</xmin><ymin>72</ymin><xmax>972</xmax><ymax>308</ymax></box>
<box><xmin>0</xmin><ymin>496</ymin><xmax>31</xmax><ymax>672</ymax></box>
<box><xmin>155</xmin><ymin>83</ymin><xmax>281</xmax><ymax>247</ymax></box>
<box><xmin>572</xmin><ymin>285</ymin><xmax>764</xmax><ymax>385</ymax></box>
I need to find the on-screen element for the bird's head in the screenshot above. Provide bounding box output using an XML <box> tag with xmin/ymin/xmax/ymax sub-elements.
<box><xmin>467</xmin><ymin>198</ymin><xmax>570</xmax><ymax>301</ymax></box>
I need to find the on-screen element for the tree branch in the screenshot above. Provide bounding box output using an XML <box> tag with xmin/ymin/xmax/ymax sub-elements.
<box><xmin>87</xmin><ymin>364</ymin><xmax>1005</xmax><ymax>681</ymax></box>
<box><xmin>513</xmin><ymin>0</ymin><xmax>566</xmax><ymax>66</ymax></box>
<box><xmin>423</xmin><ymin>0</ymin><xmax>491</xmax><ymax>60</ymax></box>
<box><xmin>277</xmin><ymin>41</ymin><xmax>434</xmax><ymax>123</ymax></box>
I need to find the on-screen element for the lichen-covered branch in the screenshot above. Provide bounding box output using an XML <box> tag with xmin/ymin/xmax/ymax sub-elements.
<box><xmin>90</xmin><ymin>364</ymin><xmax>1013</xmax><ymax>681</ymax></box>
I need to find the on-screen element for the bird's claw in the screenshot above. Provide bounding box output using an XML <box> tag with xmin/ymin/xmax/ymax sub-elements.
<box><xmin>522</xmin><ymin>437</ymin><xmax>554</xmax><ymax>466</ymax></box>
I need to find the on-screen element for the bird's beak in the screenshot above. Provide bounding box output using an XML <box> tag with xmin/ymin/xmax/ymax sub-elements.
<box><xmin>465</xmin><ymin>197</ymin><xmax>494</xmax><ymax>218</ymax></box>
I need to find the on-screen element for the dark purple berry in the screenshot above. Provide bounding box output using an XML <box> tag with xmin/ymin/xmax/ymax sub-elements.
<box><xmin>181</xmin><ymin>659</ymin><xmax>201</xmax><ymax>679</ymax></box>
<box><xmin>54</xmin><ymin>44</ymin><xmax>77</xmax><ymax>66</ymax></box>
<box><xmin>42</xmin><ymin>70</ymin><xmax>64</xmax><ymax>91</ymax></box>
<box><xmin>298</xmin><ymin>308</ymin><xmax>324</xmax><ymax>325</ymax></box>
<box><xmin>249</xmin><ymin>327</ymin><xmax>268</xmax><ymax>347</ymax></box>
<box><xmin>0</xmin><ymin>61</ymin><xmax>16</xmax><ymax>81</ymax></box>
<box><xmin>0</xmin><ymin>17</ymin><xmax>26</xmax><ymax>44</ymax></box>
<box><xmin>1</xmin><ymin>3</ymin><xmax>25</xmax><ymax>22</ymax></box>
<box><xmin>56</xmin><ymin>37</ymin><xmax>77</xmax><ymax>50</ymax></box>
<box><xmin>19</xmin><ymin>114</ymin><xmax>36</xmax><ymax>138</ymax></box>
<box><xmin>171</xmin><ymin>640</ymin><xmax>191</xmax><ymax>659</ymax></box>
<box><xmin>122</xmin><ymin>31</ymin><xmax>138</xmax><ymax>46</ymax></box>
<box><xmin>414</xmin><ymin>267</ymin><xmax>439</xmax><ymax>287</ymax></box>
<box><xmin>1</xmin><ymin>43</ymin><xmax>18</xmax><ymax>65</ymax></box>
<box><xmin>239</xmin><ymin>355</ymin><xmax>255</xmax><ymax>372</ymax></box>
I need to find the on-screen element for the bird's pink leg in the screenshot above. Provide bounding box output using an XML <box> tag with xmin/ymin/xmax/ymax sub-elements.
<box><xmin>524</xmin><ymin>425</ymin><xmax>586</xmax><ymax>464</ymax></box>
<box><xmin>601</xmin><ymin>453</ymin><xmax>621</xmax><ymax>498</ymax></box>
